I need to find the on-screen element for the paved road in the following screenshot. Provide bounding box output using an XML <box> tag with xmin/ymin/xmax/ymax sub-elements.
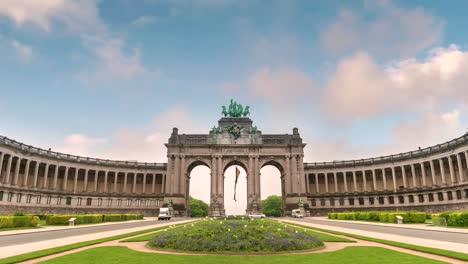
<box><xmin>0</xmin><ymin>219</ymin><xmax>182</xmax><ymax>247</ymax></box>
<box><xmin>293</xmin><ymin>218</ymin><xmax>468</xmax><ymax>244</ymax></box>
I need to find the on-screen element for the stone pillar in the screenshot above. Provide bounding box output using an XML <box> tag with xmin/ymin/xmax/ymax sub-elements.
<box><xmin>456</xmin><ymin>153</ymin><xmax>464</xmax><ymax>183</ymax></box>
<box><xmin>254</xmin><ymin>156</ymin><xmax>260</xmax><ymax>197</ymax></box>
<box><xmin>305</xmin><ymin>174</ymin><xmax>310</xmax><ymax>193</ymax></box>
<box><xmin>315</xmin><ymin>174</ymin><xmax>319</xmax><ymax>193</ymax></box>
<box><xmin>298</xmin><ymin>155</ymin><xmax>306</xmax><ymax>194</ymax></box>
<box><xmin>104</xmin><ymin>171</ymin><xmax>109</xmax><ymax>193</ymax></box>
<box><xmin>180</xmin><ymin>155</ymin><xmax>186</xmax><ymax>196</ymax></box>
<box><xmin>73</xmin><ymin>168</ymin><xmax>79</xmax><ymax>193</ymax></box>
<box><xmin>382</xmin><ymin>168</ymin><xmax>387</xmax><ymax>190</ymax></box>
<box><xmin>343</xmin><ymin>172</ymin><xmax>348</xmax><ymax>192</ymax></box>
<box><xmin>132</xmin><ymin>173</ymin><xmax>137</xmax><ymax>193</ymax></box>
<box><xmin>23</xmin><ymin>159</ymin><xmax>31</xmax><ymax>187</ymax></box>
<box><xmin>284</xmin><ymin>155</ymin><xmax>291</xmax><ymax>193</ymax></box>
<box><xmin>63</xmin><ymin>166</ymin><xmax>69</xmax><ymax>191</ymax></box>
<box><xmin>32</xmin><ymin>162</ymin><xmax>39</xmax><ymax>188</ymax></box>
<box><xmin>212</xmin><ymin>155</ymin><xmax>217</xmax><ymax>198</ymax></box>
<box><xmin>162</xmin><ymin>174</ymin><xmax>166</xmax><ymax>193</ymax></box>
<box><xmin>372</xmin><ymin>169</ymin><xmax>377</xmax><ymax>191</ymax></box>
<box><xmin>83</xmin><ymin>169</ymin><xmax>89</xmax><ymax>192</ymax></box>
<box><xmin>4</xmin><ymin>155</ymin><xmax>12</xmax><ymax>185</ymax></box>
<box><xmin>401</xmin><ymin>166</ymin><xmax>407</xmax><ymax>189</ymax></box>
<box><xmin>52</xmin><ymin>165</ymin><xmax>59</xmax><ymax>190</ymax></box>
<box><xmin>142</xmin><ymin>173</ymin><xmax>146</xmax><ymax>194</ymax></box>
<box><xmin>174</xmin><ymin>155</ymin><xmax>180</xmax><ymax>194</ymax></box>
<box><xmin>421</xmin><ymin>162</ymin><xmax>427</xmax><ymax>187</ymax></box>
<box><xmin>334</xmin><ymin>172</ymin><xmax>338</xmax><ymax>193</ymax></box>
<box><xmin>0</xmin><ymin>153</ymin><xmax>4</xmax><ymax>182</ymax></box>
<box><xmin>465</xmin><ymin>151</ymin><xmax>468</xmax><ymax>182</ymax></box>
<box><xmin>166</xmin><ymin>156</ymin><xmax>173</xmax><ymax>194</ymax></box>
<box><xmin>151</xmin><ymin>174</ymin><xmax>156</xmax><ymax>194</ymax></box>
<box><xmin>324</xmin><ymin>173</ymin><xmax>329</xmax><ymax>193</ymax></box>
<box><xmin>94</xmin><ymin>170</ymin><xmax>99</xmax><ymax>192</ymax></box>
<box><xmin>218</xmin><ymin>156</ymin><xmax>224</xmax><ymax>196</ymax></box>
<box><xmin>439</xmin><ymin>159</ymin><xmax>446</xmax><ymax>185</ymax></box>
<box><xmin>113</xmin><ymin>172</ymin><xmax>118</xmax><ymax>193</ymax></box>
<box><xmin>411</xmin><ymin>164</ymin><xmax>417</xmax><ymax>188</ymax></box>
<box><xmin>123</xmin><ymin>172</ymin><xmax>128</xmax><ymax>193</ymax></box>
<box><xmin>13</xmin><ymin>157</ymin><xmax>20</xmax><ymax>186</ymax></box>
<box><xmin>430</xmin><ymin>160</ymin><xmax>436</xmax><ymax>185</ymax></box>
<box><xmin>362</xmin><ymin>170</ymin><xmax>367</xmax><ymax>191</ymax></box>
<box><xmin>352</xmin><ymin>171</ymin><xmax>357</xmax><ymax>192</ymax></box>
<box><xmin>291</xmin><ymin>155</ymin><xmax>297</xmax><ymax>193</ymax></box>
<box><xmin>42</xmin><ymin>163</ymin><xmax>49</xmax><ymax>189</ymax></box>
<box><xmin>247</xmin><ymin>155</ymin><xmax>253</xmax><ymax>208</ymax></box>
<box><xmin>391</xmin><ymin>167</ymin><xmax>397</xmax><ymax>191</ymax></box>
<box><xmin>448</xmin><ymin>156</ymin><xmax>455</xmax><ymax>184</ymax></box>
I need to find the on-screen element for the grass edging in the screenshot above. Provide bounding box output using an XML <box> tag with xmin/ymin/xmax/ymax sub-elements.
<box><xmin>283</xmin><ymin>221</ymin><xmax>468</xmax><ymax>261</ymax></box>
<box><xmin>0</xmin><ymin>220</ymin><xmax>195</xmax><ymax>264</ymax></box>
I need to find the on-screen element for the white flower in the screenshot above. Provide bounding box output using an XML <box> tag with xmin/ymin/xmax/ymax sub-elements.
<box><xmin>228</xmin><ymin>228</ymin><xmax>231</xmax><ymax>232</ymax></box>
<box><xmin>244</xmin><ymin>225</ymin><xmax>247</xmax><ymax>228</ymax></box>
<box><xmin>295</xmin><ymin>231</ymin><xmax>298</xmax><ymax>233</ymax></box>
<box><xmin>277</xmin><ymin>228</ymin><xmax>281</xmax><ymax>231</ymax></box>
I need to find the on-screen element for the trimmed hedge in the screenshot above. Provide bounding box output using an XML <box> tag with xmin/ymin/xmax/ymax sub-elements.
<box><xmin>46</xmin><ymin>214</ymin><xmax>144</xmax><ymax>225</ymax></box>
<box><xmin>432</xmin><ymin>211</ymin><xmax>468</xmax><ymax>227</ymax></box>
<box><xmin>0</xmin><ymin>215</ymin><xmax>40</xmax><ymax>228</ymax></box>
<box><xmin>328</xmin><ymin>211</ymin><xmax>426</xmax><ymax>223</ymax></box>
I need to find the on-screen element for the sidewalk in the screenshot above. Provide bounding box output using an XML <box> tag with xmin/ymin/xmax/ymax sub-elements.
<box><xmin>311</xmin><ymin>216</ymin><xmax>468</xmax><ymax>234</ymax></box>
<box><xmin>0</xmin><ymin>218</ymin><xmax>194</xmax><ymax>259</ymax></box>
<box><xmin>282</xmin><ymin>217</ymin><xmax>468</xmax><ymax>254</ymax></box>
<box><xmin>0</xmin><ymin>217</ymin><xmax>161</xmax><ymax>237</ymax></box>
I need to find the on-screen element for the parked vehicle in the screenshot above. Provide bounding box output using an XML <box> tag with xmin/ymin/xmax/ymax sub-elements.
<box><xmin>291</xmin><ymin>209</ymin><xmax>304</xmax><ymax>218</ymax></box>
<box><xmin>158</xmin><ymin>207</ymin><xmax>173</xmax><ymax>220</ymax></box>
<box><xmin>248</xmin><ymin>212</ymin><xmax>266</xmax><ymax>219</ymax></box>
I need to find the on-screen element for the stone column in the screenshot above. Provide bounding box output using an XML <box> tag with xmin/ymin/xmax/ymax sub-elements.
<box><xmin>13</xmin><ymin>157</ymin><xmax>20</xmax><ymax>185</ymax></box>
<box><xmin>430</xmin><ymin>160</ymin><xmax>436</xmax><ymax>185</ymax></box>
<box><xmin>218</xmin><ymin>156</ymin><xmax>224</xmax><ymax>196</ymax></box>
<box><xmin>372</xmin><ymin>169</ymin><xmax>377</xmax><ymax>191</ymax></box>
<box><xmin>142</xmin><ymin>173</ymin><xmax>146</xmax><ymax>194</ymax></box>
<box><xmin>334</xmin><ymin>172</ymin><xmax>338</xmax><ymax>193</ymax></box>
<box><xmin>113</xmin><ymin>172</ymin><xmax>118</xmax><ymax>193</ymax></box>
<box><xmin>32</xmin><ymin>162</ymin><xmax>39</xmax><ymax>188</ymax></box>
<box><xmin>305</xmin><ymin>174</ymin><xmax>310</xmax><ymax>193</ymax></box>
<box><xmin>52</xmin><ymin>165</ymin><xmax>59</xmax><ymax>190</ymax></box>
<box><xmin>284</xmin><ymin>155</ymin><xmax>291</xmax><ymax>193</ymax></box>
<box><xmin>401</xmin><ymin>166</ymin><xmax>407</xmax><ymax>189</ymax></box>
<box><xmin>352</xmin><ymin>171</ymin><xmax>357</xmax><ymax>192</ymax></box>
<box><xmin>42</xmin><ymin>163</ymin><xmax>49</xmax><ymax>188</ymax></box>
<box><xmin>411</xmin><ymin>164</ymin><xmax>417</xmax><ymax>188</ymax></box>
<box><xmin>23</xmin><ymin>159</ymin><xmax>31</xmax><ymax>187</ymax></box>
<box><xmin>448</xmin><ymin>156</ymin><xmax>455</xmax><ymax>184</ymax></box>
<box><xmin>180</xmin><ymin>155</ymin><xmax>186</xmax><ymax>196</ymax></box>
<box><xmin>315</xmin><ymin>174</ymin><xmax>319</xmax><ymax>193</ymax></box>
<box><xmin>162</xmin><ymin>174</ymin><xmax>166</xmax><ymax>193</ymax></box>
<box><xmin>247</xmin><ymin>155</ymin><xmax>253</xmax><ymax>209</ymax></box>
<box><xmin>298</xmin><ymin>155</ymin><xmax>306</xmax><ymax>194</ymax></box>
<box><xmin>132</xmin><ymin>173</ymin><xmax>137</xmax><ymax>193</ymax></box>
<box><xmin>63</xmin><ymin>166</ymin><xmax>69</xmax><ymax>191</ymax></box>
<box><xmin>343</xmin><ymin>172</ymin><xmax>348</xmax><ymax>192</ymax></box>
<box><xmin>391</xmin><ymin>167</ymin><xmax>397</xmax><ymax>191</ymax></box>
<box><xmin>465</xmin><ymin>151</ymin><xmax>468</xmax><ymax>182</ymax></box>
<box><xmin>166</xmin><ymin>156</ymin><xmax>173</xmax><ymax>194</ymax></box>
<box><xmin>291</xmin><ymin>155</ymin><xmax>297</xmax><ymax>193</ymax></box>
<box><xmin>254</xmin><ymin>155</ymin><xmax>260</xmax><ymax>197</ymax></box>
<box><xmin>0</xmin><ymin>153</ymin><xmax>4</xmax><ymax>182</ymax></box>
<box><xmin>94</xmin><ymin>170</ymin><xmax>99</xmax><ymax>192</ymax></box>
<box><xmin>212</xmin><ymin>155</ymin><xmax>217</xmax><ymax>197</ymax></box>
<box><xmin>362</xmin><ymin>170</ymin><xmax>367</xmax><ymax>191</ymax></box>
<box><xmin>421</xmin><ymin>163</ymin><xmax>427</xmax><ymax>187</ymax></box>
<box><xmin>174</xmin><ymin>155</ymin><xmax>180</xmax><ymax>194</ymax></box>
<box><xmin>104</xmin><ymin>171</ymin><xmax>109</xmax><ymax>193</ymax></box>
<box><xmin>123</xmin><ymin>172</ymin><xmax>128</xmax><ymax>193</ymax></box>
<box><xmin>151</xmin><ymin>174</ymin><xmax>156</xmax><ymax>194</ymax></box>
<box><xmin>382</xmin><ymin>168</ymin><xmax>387</xmax><ymax>190</ymax></box>
<box><xmin>4</xmin><ymin>155</ymin><xmax>12</xmax><ymax>185</ymax></box>
<box><xmin>439</xmin><ymin>159</ymin><xmax>446</xmax><ymax>184</ymax></box>
<box><xmin>83</xmin><ymin>169</ymin><xmax>89</xmax><ymax>192</ymax></box>
<box><xmin>73</xmin><ymin>168</ymin><xmax>79</xmax><ymax>193</ymax></box>
<box><xmin>324</xmin><ymin>173</ymin><xmax>329</xmax><ymax>193</ymax></box>
<box><xmin>456</xmin><ymin>153</ymin><xmax>464</xmax><ymax>183</ymax></box>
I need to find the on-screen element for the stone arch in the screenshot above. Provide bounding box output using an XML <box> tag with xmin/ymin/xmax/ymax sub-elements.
<box><xmin>185</xmin><ymin>159</ymin><xmax>211</xmax><ymax>217</ymax></box>
<box><xmin>260</xmin><ymin>159</ymin><xmax>285</xmax><ymax>174</ymax></box>
<box><xmin>223</xmin><ymin>159</ymin><xmax>248</xmax><ymax>174</ymax></box>
<box><xmin>260</xmin><ymin>159</ymin><xmax>286</xmax><ymax>216</ymax></box>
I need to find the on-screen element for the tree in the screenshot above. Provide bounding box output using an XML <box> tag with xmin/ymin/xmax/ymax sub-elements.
<box><xmin>189</xmin><ymin>196</ymin><xmax>209</xmax><ymax>217</ymax></box>
<box><xmin>261</xmin><ymin>195</ymin><xmax>282</xmax><ymax>217</ymax></box>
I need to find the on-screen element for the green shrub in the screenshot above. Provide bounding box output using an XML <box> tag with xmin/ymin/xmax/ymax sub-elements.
<box><xmin>447</xmin><ymin>212</ymin><xmax>468</xmax><ymax>227</ymax></box>
<box><xmin>0</xmin><ymin>215</ymin><xmax>40</xmax><ymax>228</ymax></box>
<box><xmin>406</xmin><ymin>212</ymin><xmax>426</xmax><ymax>223</ymax></box>
<box><xmin>13</xmin><ymin>211</ymin><xmax>25</xmax><ymax>216</ymax></box>
<box><xmin>0</xmin><ymin>216</ymin><xmax>14</xmax><ymax>228</ymax></box>
<box><xmin>378</xmin><ymin>212</ymin><xmax>389</xmax><ymax>222</ymax></box>
<box><xmin>368</xmin><ymin>212</ymin><xmax>380</xmax><ymax>221</ymax></box>
<box><xmin>432</xmin><ymin>216</ymin><xmax>447</xmax><ymax>226</ymax></box>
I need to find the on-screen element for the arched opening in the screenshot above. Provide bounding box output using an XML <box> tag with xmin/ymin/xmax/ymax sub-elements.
<box><xmin>187</xmin><ymin>160</ymin><xmax>211</xmax><ymax>217</ymax></box>
<box><xmin>223</xmin><ymin>160</ymin><xmax>248</xmax><ymax>215</ymax></box>
<box><xmin>261</xmin><ymin>161</ymin><xmax>284</xmax><ymax>216</ymax></box>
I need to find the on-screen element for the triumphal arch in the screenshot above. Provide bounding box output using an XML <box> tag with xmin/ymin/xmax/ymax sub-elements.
<box><xmin>165</xmin><ymin>100</ymin><xmax>307</xmax><ymax>216</ymax></box>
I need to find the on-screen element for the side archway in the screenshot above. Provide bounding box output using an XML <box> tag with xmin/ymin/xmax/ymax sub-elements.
<box><xmin>185</xmin><ymin>160</ymin><xmax>211</xmax><ymax>217</ymax></box>
<box><xmin>260</xmin><ymin>160</ymin><xmax>286</xmax><ymax>216</ymax></box>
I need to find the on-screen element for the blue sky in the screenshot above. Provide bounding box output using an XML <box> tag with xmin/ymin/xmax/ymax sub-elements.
<box><xmin>1</xmin><ymin>1</ymin><xmax>468</xmax><ymax>211</ymax></box>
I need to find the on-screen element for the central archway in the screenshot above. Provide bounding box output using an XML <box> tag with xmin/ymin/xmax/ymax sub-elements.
<box><xmin>223</xmin><ymin>160</ymin><xmax>248</xmax><ymax>215</ymax></box>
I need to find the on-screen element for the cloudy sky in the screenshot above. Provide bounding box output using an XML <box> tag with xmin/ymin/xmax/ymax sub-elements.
<box><xmin>1</xmin><ymin>0</ymin><xmax>468</xmax><ymax>214</ymax></box>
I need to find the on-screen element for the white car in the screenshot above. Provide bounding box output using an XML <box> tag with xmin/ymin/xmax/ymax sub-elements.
<box><xmin>248</xmin><ymin>213</ymin><xmax>266</xmax><ymax>219</ymax></box>
<box><xmin>291</xmin><ymin>209</ymin><xmax>304</xmax><ymax>218</ymax></box>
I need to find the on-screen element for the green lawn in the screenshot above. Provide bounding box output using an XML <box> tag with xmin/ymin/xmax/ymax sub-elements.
<box><xmin>38</xmin><ymin>246</ymin><xmax>448</xmax><ymax>264</ymax></box>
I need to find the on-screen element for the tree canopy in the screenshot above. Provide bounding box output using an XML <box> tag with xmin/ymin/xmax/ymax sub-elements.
<box><xmin>190</xmin><ymin>196</ymin><xmax>209</xmax><ymax>217</ymax></box>
<box><xmin>261</xmin><ymin>195</ymin><xmax>282</xmax><ymax>217</ymax></box>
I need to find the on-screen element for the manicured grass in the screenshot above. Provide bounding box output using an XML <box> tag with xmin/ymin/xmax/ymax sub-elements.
<box><xmin>38</xmin><ymin>246</ymin><xmax>448</xmax><ymax>264</ymax></box>
<box><xmin>0</xmin><ymin>221</ymin><xmax>195</xmax><ymax>264</ymax></box>
<box><xmin>283</xmin><ymin>221</ymin><xmax>468</xmax><ymax>261</ymax></box>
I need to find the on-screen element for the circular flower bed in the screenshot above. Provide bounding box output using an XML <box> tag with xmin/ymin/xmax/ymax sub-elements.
<box><xmin>149</xmin><ymin>219</ymin><xmax>323</xmax><ymax>252</ymax></box>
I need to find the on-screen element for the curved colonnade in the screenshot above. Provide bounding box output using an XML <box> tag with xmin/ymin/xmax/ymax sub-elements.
<box><xmin>0</xmin><ymin>136</ymin><xmax>168</xmax><ymax>215</ymax></box>
<box><xmin>304</xmin><ymin>134</ymin><xmax>468</xmax><ymax>214</ymax></box>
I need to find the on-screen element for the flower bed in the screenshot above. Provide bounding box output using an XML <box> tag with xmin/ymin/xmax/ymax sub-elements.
<box><xmin>149</xmin><ymin>219</ymin><xmax>323</xmax><ymax>252</ymax></box>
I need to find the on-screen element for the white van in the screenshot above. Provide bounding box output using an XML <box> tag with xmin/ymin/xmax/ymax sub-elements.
<box><xmin>158</xmin><ymin>207</ymin><xmax>173</xmax><ymax>220</ymax></box>
<box><xmin>291</xmin><ymin>209</ymin><xmax>304</xmax><ymax>218</ymax></box>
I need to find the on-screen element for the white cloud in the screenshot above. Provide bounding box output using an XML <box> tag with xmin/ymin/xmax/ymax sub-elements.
<box><xmin>57</xmin><ymin>134</ymin><xmax>108</xmax><ymax>157</ymax></box>
<box><xmin>132</xmin><ymin>15</ymin><xmax>158</xmax><ymax>27</ymax></box>
<box><xmin>321</xmin><ymin>45</ymin><xmax>468</xmax><ymax>122</ymax></box>
<box><xmin>321</xmin><ymin>0</ymin><xmax>443</xmax><ymax>58</ymax></box>
<box><xmin>10</xmin><ymin>40</ymin><xmax>33</xmax><ymax>63</ymax></box>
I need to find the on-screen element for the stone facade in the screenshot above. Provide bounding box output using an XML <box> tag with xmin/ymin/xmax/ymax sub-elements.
<box><xmin>1</xmin><ymin>115</ymin><xmax>467</xmax><ymax>216</ymax></box>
